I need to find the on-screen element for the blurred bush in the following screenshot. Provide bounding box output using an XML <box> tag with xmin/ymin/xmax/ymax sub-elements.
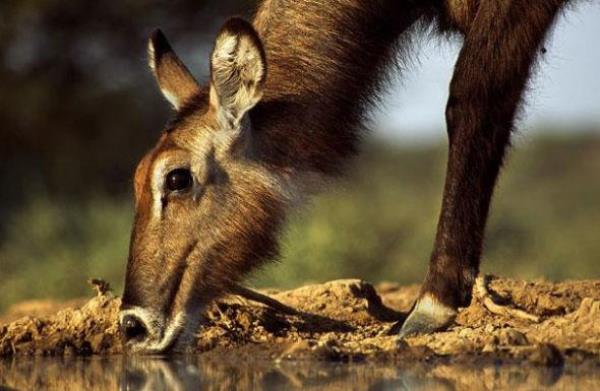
<box><xmin>0</xmin><ymin>196</ymin><xmax>131</xmax><ymax>308</ymax></box>
<box><xmin>1</xmin><ymin>133</ymin><xmax>599</xmax><ymax>310</ymax></box>
<box><xmin>254</xmin><ymin>133</ymin><xmax>600</xmax><ymax>287</ymax></box>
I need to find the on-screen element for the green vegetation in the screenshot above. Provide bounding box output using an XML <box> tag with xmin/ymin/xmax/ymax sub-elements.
<box><xmin>0</xmin><ymin>197</ymin><xmax>132</xmax><ymax>310</ymax></box>
<box><xmin>1</xmin><ymin>133</ymin><xmax>599</xmax><ymax>310</ymax></box>
<box><xmin>255</xmin><ymin>132</ymin><xmax>600</xmax><ymax>287</ymax></box>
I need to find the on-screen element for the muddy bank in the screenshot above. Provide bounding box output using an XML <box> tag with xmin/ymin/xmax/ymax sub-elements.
<box><xmin>1</xmin><ymin>276</ymin><xmax>600</xmax><ymax>366</ymax></box>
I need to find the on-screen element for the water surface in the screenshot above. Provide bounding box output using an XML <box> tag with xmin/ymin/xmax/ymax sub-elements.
<box><xmin>1</xmin><ymin>356</ymin><xmax>599</xmax><ymax>390</ymax></box>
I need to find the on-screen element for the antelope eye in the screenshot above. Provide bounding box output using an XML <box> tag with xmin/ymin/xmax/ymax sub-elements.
<box><xmin>166</xmin><ymin>168</ymin><xmax>192</xmax><ymax>192</ymax></box>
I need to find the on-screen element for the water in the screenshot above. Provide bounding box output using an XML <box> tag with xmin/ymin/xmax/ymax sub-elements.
<box><xmin>0</xmin><ymin>356</ymin><xmax>599</xmax><ymax>390</ymax></box>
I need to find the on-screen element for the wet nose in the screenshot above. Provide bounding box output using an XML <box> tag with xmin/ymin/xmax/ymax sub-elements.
<box><xmin>120</xmin><ymin>314</ymin><xmax>148</xmax><ymax>342</ymax></box>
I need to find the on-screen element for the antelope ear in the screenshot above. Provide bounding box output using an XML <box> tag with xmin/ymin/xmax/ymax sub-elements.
<box><xmin>148</xmin><ymin>29</ymin><xmax>200</xmax><ymax>110</ymax></box>
<box><xmin>209</xmin><ymin>17</ymin><xmax>266</xmax><ymax>129</ymax></box>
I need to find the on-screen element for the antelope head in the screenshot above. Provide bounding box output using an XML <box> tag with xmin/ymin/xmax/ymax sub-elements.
<box><xmin>119</xmin><ymin>18</ymin><xmax>285</xmax><ymax>353</ymax></box>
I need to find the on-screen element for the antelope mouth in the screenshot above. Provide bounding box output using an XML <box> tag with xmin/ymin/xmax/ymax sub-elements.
<box><xmin>119</xmin><ymin>308</ymin><xmax>189</xmax><ymax>354</ymax></box>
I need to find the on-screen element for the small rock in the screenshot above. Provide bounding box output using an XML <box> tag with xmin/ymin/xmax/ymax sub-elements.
<box><xmin>396</xmin><ymin>338</ymin><xmax>409</xmax><ymax>349</ymax></box>
<box><xmin>575</xmin><ymin>297</ymin><xmax>600</xmax><ymax>320</ymax></box>
<box><xmin>482</xmin><ymin>343</ymin><xmax>496</xmax><ymax>353</ymax></box>
<box><xmin>279</xmin><ymin>340</ymin><xmax>311</xmax><ymax>359</ymax></box>
<box><xmin>63</xmin><ymin>345</ymin><xmax>75</xmax><ymax>356</ymax></box>
<box><xmin>89</xmin><ymin>333</ymin><xmax>107</xmax><ymax>353</ymax></box>
<box><xmin>530</xmin><ymin>343</ymin><xmax>564</xmax><ymax>367</ymax></box>
<box><xmin>502</xmin><ymin>329</ymin><xmax>528</xmax><ymax>346</ymax></box>
<box><xmin>88</xmin><ymin>278</ymin><xmax>111</xmax><ymax>296</ymax></box>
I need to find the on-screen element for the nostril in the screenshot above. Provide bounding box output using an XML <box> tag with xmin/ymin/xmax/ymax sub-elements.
<box><xmin>121</xmin><ymin>314</ymin><xmax>147</xmax><ymax>342</ymax></box>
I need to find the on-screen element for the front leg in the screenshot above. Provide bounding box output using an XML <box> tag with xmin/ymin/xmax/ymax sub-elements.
<box><xmin>399</xmin><ymin>0</ymin><xmax>564</xmax><ymax>337</ymax></box>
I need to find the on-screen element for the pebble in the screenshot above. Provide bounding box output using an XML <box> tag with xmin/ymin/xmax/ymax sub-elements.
<box><xmin>503</xmin><ymin>329</ymin><xmax>528</xmax><ymax>346</ymax></box>
<box><xmin>530</xmin><ymin>343</ymin><xmax>564</xmax><ymax>366</ymax></box>
<box><xmin>482</xmin><ymin>343</ymin><xmax>496</xmax><ymax>353</ymax></box>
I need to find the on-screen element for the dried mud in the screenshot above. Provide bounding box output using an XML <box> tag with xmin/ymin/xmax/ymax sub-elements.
<box><xmin>1</xmin><ymin>276</ymin><xmax>600</xmax><ymax>368</ymax></box>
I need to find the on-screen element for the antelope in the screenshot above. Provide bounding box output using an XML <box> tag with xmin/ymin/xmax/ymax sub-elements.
<box><xmin>119</xmin><ymin>0</ymin><xmax>571</xmax><ymax>353</ymax></box>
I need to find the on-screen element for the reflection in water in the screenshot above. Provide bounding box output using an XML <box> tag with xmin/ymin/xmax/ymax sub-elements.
<box><xmin>0</xmin><ymin>355</ymin><xmax>599</xmax><ymax>390</ymax></box>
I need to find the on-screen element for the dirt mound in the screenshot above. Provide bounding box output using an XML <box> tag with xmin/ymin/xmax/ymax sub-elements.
<box><xmin>1</xmin><ymin>276</ymin><xmax>600</xmax><ymax>365</ymax></box>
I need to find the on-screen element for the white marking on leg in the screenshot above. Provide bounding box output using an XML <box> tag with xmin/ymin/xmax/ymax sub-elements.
<box><xmin>412</xmin><ymin>293</ymin><xmax>457</xmax><ymax>323</ymax></box>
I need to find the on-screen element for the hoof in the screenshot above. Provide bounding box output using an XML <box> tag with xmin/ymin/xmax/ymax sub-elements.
<box><xmin>398</xmin><ymin>294</ymin><xmax>457</xmax><ymax>339</ymax></box>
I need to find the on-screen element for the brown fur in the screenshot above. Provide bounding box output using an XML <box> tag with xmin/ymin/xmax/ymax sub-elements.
<box><xmin>121</xmin><ymin>0</ymin><xmax>571</xmax><ymax>351</ymax></box>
